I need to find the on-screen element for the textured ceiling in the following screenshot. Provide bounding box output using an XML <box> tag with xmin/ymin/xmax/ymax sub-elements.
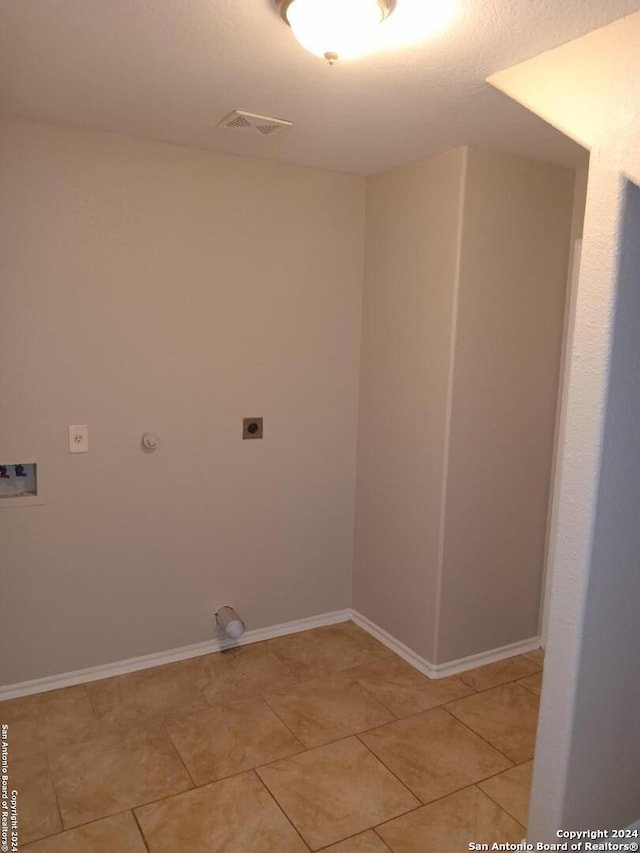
<box><xmin>1</xmin><ymin>0</ymin><xmax>638</xmax><ymax>174</ymax></box>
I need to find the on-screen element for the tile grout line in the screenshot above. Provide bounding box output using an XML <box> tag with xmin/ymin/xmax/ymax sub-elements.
<box><xmin>29</xmin><ymin>680</ymin><xmax>106</xmax><ymax>841</ymax></box>
<box><xmin>25</xmin><ymin>806</ymin><xmax>149</xmax><ymax>846</ymax></box>
<box><xmin>49</xmin><ymin>771</ymin><xmax>272</xmax><ymax>840</ymax></box>
<box><xmin>476</xmin><ymin>779</ymin><xmax>530</xmax><ymax>830</ymax></box>
<box><xmin>245</xmin><ymin>724</ymin><xmax>453</xmax><ymax>845</ymax></box>
<box><xmin>338</xmin><ymin>657</ymin><xmax>541</xmax><ymax>730</ymax></box>
<box><xmin>121</xmin><ymin>731</ymin><xmax>442</xmax><ymax>845</ymax></box>
<box><xmin>345</xmin><ymin>672</ymin><xmax>402</xmax><ymax>721</ymax></box>
<box><xmin>131</xmin><ymin>808</ymin><xmax>153</xmax><ymax>853</ymax></box>
<box><xmin>304</xmin><ymin>667</ymin><xmax>535</xmax><ymax>751</ymax></box>
<box><xmin>48</xmin><ymin>784</ymin><xmax>197</xmax><ymax>838</ymax></box>
<box><xmin>355</xmin><ymin>729</ymin><xmax>519</xmax><ymax>818</ymax></box>
<box><xmin>258</xmin><ymin>692</ymin><xmax>312</xmax><ymax>752</ymax></box>
<box><xmin>354</xmin><ymin>697</ymin><xmax>538</xmax><ymax>812</ymax></box>
<box><xmin>81</xmin><ymin>681</ymin><xmax>101</xmax><ymax>718</ymax></box>
<box><xmin>254</xmin><ymin>666</ymin><xmax>478</xmax><ymax>750</ymax></box>
<box><xmin>517</xmin><ymin>679</ymin><xmax>543</xmax><ymax>697</ymax></box>
<box><xmin>439</xmin><ymin>704</ymin><xmax>524</xmax><ymax>768</ymax></box>
<box><xmin>354</xmin><ymin>733</ymin><xmax>425</xmax><ymax>806</ymax></box>
<box><xmin>457</xmin><ymin>659</ymin><xmax>542</xmax><ymax>694</ymax></box>
<box><xmin>258</xmin><ymin>678</ymin><xmax>399</xmax><ymax>747</ymax></box>
<box><xmin>473</xmin><ymin>782</ymin><xmax>527</xmax><ymax>835</ymax></box>
<box><xmin>314</xmin><ymin>826</ymin><xmax>394</xmax><ymax>851</ymax></box>
<box><xmin>371</xmin><ymin>781</ymin><xmax>527</xmax><ymax>844</ymax></box>
<box><xmin>41</xmin><ymin>724</ymin><xmax>338</xmax><ymax>824</ymax></box>
<box><xmin>190</xmin><ymin>654</ymin><xmax>230</xmax><ymax>711</ymax></box>
<box><xmin>159</xmin><ymin>718</ymin><xmax>198</xmax><ymax>789</ymax></box>
<box><xmin>442</xmin><ymin>673</ymin><xmax>541</xmax><ymax>766</ymax></box>
<box><xmin>352</xmin><ymin>670</ymin><xmax>480</xmax><ymax>718</ymax></box>
<box><xmin>43</xmin><ymin>746</ymin><xmax>66</xmax><ymax>841</ymax></box>
<box><xmin>261</xmin><ymin>641</ymin><xmax>305</xmax><ymax>684</ymax></box>
<box><xmin>371</xmin><ymin>825</ymin><xmax>395</xmax><ymax>851</ymax></box>
<box><xmin>252</xmin><ymin>769</ymin><xmax>312</xmax><ymax>851</ymax></box>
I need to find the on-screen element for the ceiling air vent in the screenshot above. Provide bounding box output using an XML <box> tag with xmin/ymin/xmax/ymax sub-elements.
<box><xmin>218</xmin><ymin>110</ymin><xmax>292</xmax><ymax>137</ymax></box>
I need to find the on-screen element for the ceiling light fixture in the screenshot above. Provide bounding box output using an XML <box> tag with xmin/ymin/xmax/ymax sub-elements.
<box><xmin>277</xmin><ymin>0</ymin><xmax>394</xmax><ymax>65</ymax></box>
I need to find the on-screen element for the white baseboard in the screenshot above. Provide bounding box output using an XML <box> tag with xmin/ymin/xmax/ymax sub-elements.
<box><xmin>0</xmin><ymin>606</ymin><xmax>540</xmax><ymax>700</ymax></box>
<box><xmin>0</xmin><ymin>609</ymin><xmax>351</xmax><ymax>701</ymax></box>
<box><xmin>429</xmin><ymin>636</ymin><xmax>542</xmax><ymax>679</ymax></box>
<box><xmin>351</xmin><ymin>610</ymin><xmax>439</xmax><ymax>677</ymax></box>
<box><xmin>351</xmin><ymin>609</ymin><xmax>540</xmax><ymax>680</ymax></box>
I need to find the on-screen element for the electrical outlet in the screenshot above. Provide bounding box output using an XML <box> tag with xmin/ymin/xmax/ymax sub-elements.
<box><xmin>69</xmin><ymin>424</ymin><xmax>89</xmax><ymax>453</ymax></box>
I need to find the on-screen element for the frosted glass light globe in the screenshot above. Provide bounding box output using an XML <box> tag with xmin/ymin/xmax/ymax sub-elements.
<box><xmin>286</xmin><ymin>0</ymin><xmax>387</xmax><ymax>62</ymax></box>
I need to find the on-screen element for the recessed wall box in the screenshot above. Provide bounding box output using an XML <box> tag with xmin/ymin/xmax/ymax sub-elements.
<box><xmin>243</xmin><ymin>418</ymin><xmax>264</xmax><ymax>440</ymax></box>
<box><xmin>0</xmin><ymin>461</ymin><xmax>44</xmax><ymax>507</ymax></box>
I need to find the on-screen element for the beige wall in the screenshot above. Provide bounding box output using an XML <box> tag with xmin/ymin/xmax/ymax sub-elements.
<box><xmin>352</xmin><ymin>149</ymin><xmax>466</xmax><ymax>660</ymax></box>
<box><xmin>0</xmin><ymin>119</ymin><xmax>576</xmax><ymax>686</ymax></box>
<box><xmin>437</xmin><ymin>148</ymin><xmax>575</xmax><ymax>661</ymax></box>
<box><xmin>354</xmin><ymin>146</ymin><xmax>574</xmax><ymax>665</ymax></box>
<box><xmin>0</xmin><ymin>119</ymin><xmax>365</xmax><ymax>685</ymax></box>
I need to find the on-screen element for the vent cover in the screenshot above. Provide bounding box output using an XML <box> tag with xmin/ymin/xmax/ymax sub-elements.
<box><xmin>218</xmin><ymin>110</ymin><xmax>293</xmax><ymax>137</ymax></box>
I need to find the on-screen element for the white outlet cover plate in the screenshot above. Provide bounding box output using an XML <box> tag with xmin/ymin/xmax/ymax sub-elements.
<box><xmin>69</xmin><ymin>424</ymin><xmax>88</xmax><ymax>453</ymax></box>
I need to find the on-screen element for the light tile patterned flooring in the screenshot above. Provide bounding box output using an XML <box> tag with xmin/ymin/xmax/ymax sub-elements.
<box><xmin>0</xmin><ymin>622</ymin><xmax>544</xmax><ymax>852</ymax></box>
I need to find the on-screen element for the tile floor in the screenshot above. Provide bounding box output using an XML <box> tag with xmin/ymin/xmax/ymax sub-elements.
<box><xmin>0</xmin><ymin>622</ymin><xmax>543</xmax><ymax>852</ymax></box>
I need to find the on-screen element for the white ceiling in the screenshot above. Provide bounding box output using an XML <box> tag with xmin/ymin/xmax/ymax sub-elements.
<box><xmin>1</xmin><ymin>0</ymin><xmax>638</xmax><ymax>174</ymax></box>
